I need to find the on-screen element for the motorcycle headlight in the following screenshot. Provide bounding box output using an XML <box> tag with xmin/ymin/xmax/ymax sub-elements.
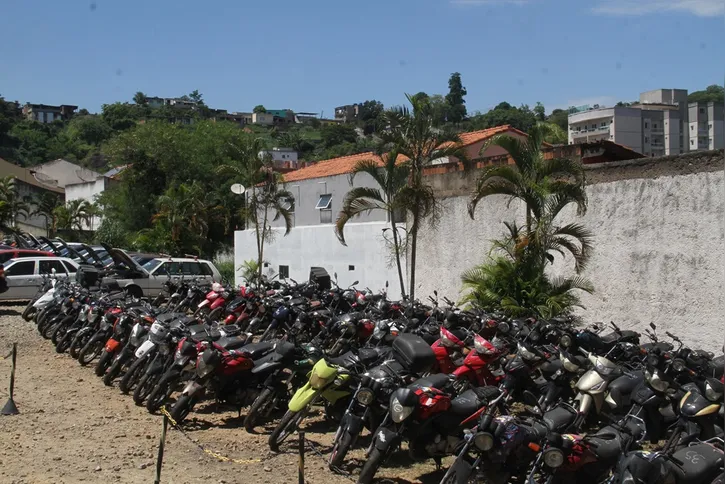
<box><xmin>560</xmin><ymin>334</ymin><xmax>572</xmax><ymax>348</ymax></box>
<box><xmin>390</xmin><ymin>397</ymin><xmax>414</xmax><ymax>423</ymax></box>
<box><xmin>519</xmin><ymin>344</ymin><xmax>540</xmax><ymax>362</ymax></box>
<box><xmin>196</xmin><ymin>358</ymin><xmax>213</xmax><ymax>378</ymax></box>
<box><xmin>474</xmin><ymin>432</ymin><xmax>494</xmax><ymax>451</ymax></box>
<box><xmin>356</xmin><ymin>388</ymin><xmax>375</xmax><ymax>406</ymax></box>
<box><xmin>129</xmin><ymin>324</ymin><xmax>143</xmax><ymax>346</ymax></box>
<box><xmin>594</xmin><ymin>360</ymin><xmax>617</xmax><ymax>376</ymax></box>
<box><xmin>671</xmin><ymin>359</ymin><xmax>686</xmax><ymax>373</ymax></box>
<box><xmin>159</xmin><ymin>344</ymin><xmax>170</xmax><ymax>355</ymax></box>
<box><xmin>543</xmin><ymin>448</ymin><xmax>565</xmax><ymax>468</ymax></box>
<box><xmin>310</xmin><ymin>373</ymin><xmax>328</xmax><ymax>390</ymax></box>
<box><xmin>705</xmin><ymin>381</ymin><xmax>722</xmax><ymax>402</ymax></box>
<box><xmin>645</xmin><ymin>369</ymin><xmax>669</xmax><ymax>392</ymax></box>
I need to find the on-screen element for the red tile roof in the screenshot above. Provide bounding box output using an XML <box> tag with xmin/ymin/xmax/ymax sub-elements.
<box><xmin>283</xmin><ymin>125</ymin><xmax>524</xmax><ymax>183</ymax></box>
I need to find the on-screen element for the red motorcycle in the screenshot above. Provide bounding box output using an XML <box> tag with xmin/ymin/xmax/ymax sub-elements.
<box><xmin>357</xmin><ymin>373</ymin><xmax>502</xmax><ymax>484</ymax></box>
<box><xmin>451</xmin><ymin>334</ymin><xmax>507</xmax><ymax>389</ymax></box>
<box><xmin>431</xmin><ymin>327</ymin><xmax>468</xmax><ymax>373</ymax></box>
<box><xmin>195</xmin><ymin>283</ymin><xmax>234</xmax><ymax>321</ymax></box>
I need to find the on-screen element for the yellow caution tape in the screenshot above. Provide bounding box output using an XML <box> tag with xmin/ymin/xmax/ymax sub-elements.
<box><xmin>159</xmin><ymin>406</ymin><xmax>262</xmax><ymax>466</ymax></box>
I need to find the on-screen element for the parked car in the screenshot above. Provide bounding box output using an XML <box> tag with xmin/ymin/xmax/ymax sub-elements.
<box><xmin>0</xmin><ymin>248</ymin><xmax>55</xmax><ymax>265</ymax></box>
<box><xmin>0</xmin><ymin>257</ymin><xmax>80</xmax><ymax>300</ymax></box>
<box><xmin>104</xmin><ymin>249</ymin><xmax>221</xmax><ymax>298</ymax></box>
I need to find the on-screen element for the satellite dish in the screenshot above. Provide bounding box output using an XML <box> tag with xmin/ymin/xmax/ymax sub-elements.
<box><xmin>230</xmin><ymin>183</ymin><xmax>246</xmax><ymax>195</ymax></box>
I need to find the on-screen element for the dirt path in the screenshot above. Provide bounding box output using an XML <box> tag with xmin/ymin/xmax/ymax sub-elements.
<box><xmin>0</xmin><ymin>304</ymin><xmax>447</xmax><ymax>484</ymax></box>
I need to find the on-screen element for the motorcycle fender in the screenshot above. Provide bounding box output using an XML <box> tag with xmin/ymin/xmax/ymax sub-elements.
<box><xmin>135</xmin><ymin>340</ymin><xmax>155</xmax><ymax>358</ymax></box>
<box><xmin>592</xmin><ymin>393</ymin><xmax>605</xmax><ymax>413</ymax></box>
<box><xmin>343</xmin><ymin>413</ymin><xmax>365</xmax><ymax>437</ymax></box>
<box><xmin>182</xmin><ymin>380</ymin><xmax>204</xmax><ymax>398</ymax></box>
<box><xmin>197</xmin><ymin>300</ymin><xmax>210</xmax><ymax>309</ymax></box>
<box><xmin>449</xmin><ymin>456</ymin><xmax>476</xmax><ymax>484</ymax></box>
<box><xmin>373</xmin><ymin>427</ymin><xmax>401</xmax><ymax>452</ymax></box>
<box><xmin>147</xmin><ymin>356</ymin><xmax>165</xmax><ymax>375</ymax></box>
<box><xmin>288</xmin><ymin>384</ymin><xmax>319</xmax><ymax>412</ymax></box>
<box><xmin>105</xmin><ymin>338</ymin><xmax>121</xmax><ymax>353</ymax></box>
<box><xmin>210</xmin><ymin>298</ymin><xmax>225</xmax><ymax>310</ymax></box>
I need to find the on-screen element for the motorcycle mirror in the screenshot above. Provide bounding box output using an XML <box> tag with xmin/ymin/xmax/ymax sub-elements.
<box><xmin>385</xmin><ymin>281</ymin><xmax>389</xmax><ymax>288</ymax></box>
<box><xmin>351</xmin><ymin>281</ymin><xmax>359</xmax><ymax>286</ymax></box>
<box><xmin>334</xmin><ymin>272</ymin><xmax>338</xmax><ymax>280</ymax></box>
<box><xmin>650</xmin><ymin>323</ymin><xmax>657</xmax><ymax>330</ymax></box>
<box><xmin>51</xmin><ymin>268</ymin><xmax>56</xmax><ymax>275</ymax></box>
<box><xmin>522</xmin><ymin>390</ymin><xmax>543</xmax><ymax>414</ymax></box>
<box><xmin>434</xmin><ymin>290</ymin><xmax>438</xmax><ymax>297</ymax></box>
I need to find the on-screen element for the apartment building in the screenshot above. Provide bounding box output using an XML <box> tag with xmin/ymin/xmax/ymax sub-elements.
<box><xmin>568</xmin><ymin>89</ymin><xmax>723</xmax><ymax>156</ymax></box>
<box><xmin>22</xmin><ymin>103</ymin><xmax>78</xmax><ymax>123</ymax></box>
<box><xmin>334</xmin><ymin>104</ymin><xmax>360</xmax><ymax>122</ymax></box>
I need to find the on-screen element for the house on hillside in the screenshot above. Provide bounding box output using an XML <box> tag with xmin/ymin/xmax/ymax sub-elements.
<box><xmin>0</xmin><ymin>157</ymin><xmax>65</xmax><ymax>236</ymax></box>
<box><xmin>22</xmin><ymin>103</ymin><xmax>77</xmax><ymax>123</ymax></box>
<box><xmin>233</xmin><ymin>125</ymin><xmax>528</xmax><ymax>297</ymax></box>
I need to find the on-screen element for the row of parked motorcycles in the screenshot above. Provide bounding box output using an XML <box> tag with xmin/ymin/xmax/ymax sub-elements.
<box><xmin>23</xmin><ymin>273</ymin><xmax>725</xmax><ymax>484</ymax></box>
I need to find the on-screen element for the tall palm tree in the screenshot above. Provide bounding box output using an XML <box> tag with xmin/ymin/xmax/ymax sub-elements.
<box><xmin>30</xmin><ymin>192</ymin><xmax>62</xmax><ymax>236</ymax></box>
<box><xmin>54</xmin><ymin>199</ymin><xmax>93</xmax><ymax>234</ymax></box>
<box><xmin>335</xmin><ymin>149</ymin><xmax>409</xmax><ymax>297</ymax></box>
<box><xmin>217</xmin><ymin>137</ymin><xmax>295</xmax><ymax>285</ymax></box>
<box><xmin>0</xmin><ymin>176</ymin><xmax>30</xmax><ymax>229</ymax></box>
<box><xmin>468</xmin><ymin>123</ymin><xmax>587</xmax><ymax>232</ymax></box>
<box><xmin>380</xmin><ymin>94</ymin><xmax>470</xmax><ymax>300</ymax></box>
<box><xmin>152</xmin><ymin>182</ymin><xmax>209</xmax><ymax>253</ymax></box>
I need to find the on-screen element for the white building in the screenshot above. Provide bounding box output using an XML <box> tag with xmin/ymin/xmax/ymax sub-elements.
<box><xmin>259</xmin><ymin>148</ymin><xmax>298</xmax><ymax>170</ymax></box>
<box><xmin>568</xmin><ymin>89</ymin><xmax>724</xmax><ymax>157</ymax></box>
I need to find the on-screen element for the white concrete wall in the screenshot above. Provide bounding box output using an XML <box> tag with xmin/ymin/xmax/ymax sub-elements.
<box><xmin>415</xmin><ymin>168</ymin><xmax>724</xmax><ymax>352</ymax></box>
<box><xmin>65</xmin><ymin>179</ymin><xmax>105</xmax><ymax>230</ymax></box>
<box><xmin>234</xmin><ymin>221</ymin><xmax>406</xmax><ymax>298</ymax></box>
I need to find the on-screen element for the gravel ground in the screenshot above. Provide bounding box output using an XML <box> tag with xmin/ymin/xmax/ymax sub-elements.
<box><xmin>0</xmin><ymin>303</ymin><xmax>447</xmax><ymax>484</ymax></box>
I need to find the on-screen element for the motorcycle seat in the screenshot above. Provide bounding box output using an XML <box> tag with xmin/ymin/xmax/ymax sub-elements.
<box><xmin>410</xmin><ymin>373</ymin><xmax>451</xmax><ymax>391</ymax></box>
<box><xmin>600</xmin><ymin>332</ymin><xmax>619</xmax><ymax>344</ymax></box>
<box><xmin>542</xmin><ymin>405</ymin><xmax>577</xmax><ymax>432</ymax></box>
<box><xmin>242</xmin><ymin>341</ymin><xmax>275</xmax><ymax>359</ymax></box>
<box><xmin>671</xmin><ymin>443</ymin><xmax>724</xmax><ymax>483</ymax></box>
<box><xmin>589</xmin><ymin>430</ymin><xmax>624</xmax><ymax>460</ymax></box>
<box><xmin>358</xmin><ymin>348</ymin><xmax>382</xmax><ymax>367</ymax></box>
<box><xmin>450</xmin><ymin>389</ymin><xmax>487</xmax><ymax>416</ymax></box>
<box><xmin>274</xmin><ymin>341</ymin><xmax>296</xmax><ymax>357</ymax></box>
<box><xmin>217</xmin><ymin>336</ymin><xmax>248</xmax><ymax>350</ymax></box>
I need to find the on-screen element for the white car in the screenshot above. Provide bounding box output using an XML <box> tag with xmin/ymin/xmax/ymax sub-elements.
<box><xmin>0</xmin><ymin>257</ymin><xmax>80</xmax><ymax>300</ymax></box>
<box><xmin>106</xmin><ymin>249</ymin><xmax>222</xmax><ymax>298</ymax></box>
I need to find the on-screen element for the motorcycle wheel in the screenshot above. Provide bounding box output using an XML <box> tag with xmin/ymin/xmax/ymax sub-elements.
<box><xmin>146</xmin><ymin>370</ymin><xmax>180</xmax><ymax>413</ymax></box>
<box><xmin>151</xmin><ymin>294</ymin><xmax>165</xmax><ymax>307</ymax></box>
<box><xmin>36</xmin><ymin>308</ymin><xmax>55</xmax><ymax>331</ymax></box>
<box><xmin>133</xmin><ymin>372</ymin><xmax>161</xmax><ymax>405</ymax></box>
<box><xmin>69</xmin><ymin>331</ymin><xmax>90</xmax><ymax>359</ymax></box>
<box><xmin>260</xmin><ymin>326</ymin><xmax>278</xmax><ymax>342</ymax></box>
<box><xmin>207</xmin><ymin>307</ymin><xmax>223</xmax><ymax>323</ymax></box>
<box><xmin>56</xmin><ymin>329</ymin><xmax>76</xmax><ymax>354</ymax></box>
<box><xmin>78</xmin><ymin>334</ymin><xmax>105</xmax><ymax>366</ymax></box>
<box><xmin>357</xmin><ymin>447</ymin><xmax>385</xmax><ymax>484</ymax></box>
<box><xmin>103</xmin><ymin>353</ymin><xmax>128</xmax><ymax>386</ymax></box>
<box><xmin>169</xmin><ymin>393</ymin><xmax>195</xmax><ymax>425</ymax></box>
<box><xmin>269</xmin><ymin>409</ymin><xmax>306</xmax><ymax>452</ymax></box>
<box><xmin>95</xmin><ymin>349</ymin><xmax>114</xmax><ymax>377</ymax></box>
<box><xmin>245</xmin><ymin>387</ymin><xmax>276</xmax><ymax>433</ymax></box>
<box><xmin>328</xmin><ymin>428</ymin><xmax>355</xmax><ymax>470</ymax></box>
<box><xmin>21</xmin><ymin>300</ymin><xmax>36</xmax><ymax>321</ymax></box>
<box><xmin>40</xmin><ymin>313</ymin><xmax>62</xmax><ymax>339</ymax></box>
<box><xmin>51</xmin><ymin>315</ymin><xmax>75</xmax><ymax>345</ymax></box>
<box><xmin>119</xmin><ymin>356</ymin><xmax>147</xmax><ymax>394</ymax></box>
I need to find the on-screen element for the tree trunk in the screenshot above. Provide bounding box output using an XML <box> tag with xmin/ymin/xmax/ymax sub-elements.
<box><xmin>409</xmin><ymin>212</ymin><xmax>419</xmax><ymax>302</ymax></box>
<box><xmin>252</xmin><ymin>191</ymin><xmax>262</xmax><ymax>288</ymax></box>
<box><xmin>258</xmin><ymin>203</ymin><xmax>269</xmax><ymax>286</ymax></box>
<box><xmin>390</xmin><ymin>217</ymin><xmax>406</xmax><ymax>298</ymax></box>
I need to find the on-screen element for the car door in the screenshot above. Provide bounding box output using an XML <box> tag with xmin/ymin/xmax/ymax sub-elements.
<box><xmin>198</xmin><ymin>262</ymin><xmax>217</xmax><ymax>284</ymax></box>
<box><xmin>4</xmin><ymin>260</ymin><xmax>38</xmax><ymax>300</ymax></box>
<box><xmin>40</xmin><ymin>259</ymin><xmax>69</xmax><ymax>279</ymax></box>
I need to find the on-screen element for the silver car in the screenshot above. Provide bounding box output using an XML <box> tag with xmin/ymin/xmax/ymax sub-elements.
<box><xmin>0</xmin><ymin>257</ymin><xmax>80</xmax><ymax>300</ymax></box>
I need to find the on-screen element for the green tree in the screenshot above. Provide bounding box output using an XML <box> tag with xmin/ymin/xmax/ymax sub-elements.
<box><xmin>467</xmin><ymin>102</ymin><xmax>537</xmax><ymax>133</ymax></box>
<box><xmin>0</xmin><ymin>95</ymin><xmax>22</xmax><ymax>161</ymax></box>
<box><xmin>358</xmin><ymin>100</ymin><xmax>384</xmax><ymax>134</ymax></box>
<box><xmin>539</xmin><ymin>121</ymin><xmax>568</xmax><ymax>145</ymax></box>
<box><xmin>320</xmin><ymin>122</ymin><xmax>358</xmax><ymax>149</ymax></box>
<box><xmin>188</xmin><ymin>90</ymin><xmax>204</xmax><ymax>104</ymax></box>
<box><xmin>0</xmin><ymin>176</ymin><xmax>30</xmax><ymax>228</ymax></box>
<box><xmin>335</xmin><ymin>150</ymin><xmax>409</xmax><ymax>296</ymax></box>
<box><xmin>546</xmin><ymin>109</ymin><xmax>569</xmax><ymax>131</ymax></box>
<box><xmin>152</xmin><ymin>181</ymin><xmax>213</xmax><ymax>254</ymax></box>
<box><xmin>30</xmin><ymin>192</ymin><xmax>62</xmax><ymax>236</ymax></box>
<box><xmin>101</xmin><ymin>102</ymin><xmax>141</xmax><ymax>131</ymax></box>
<box><xmin>534</xmin><ymin>102</ymin><xmax>546</xmax><ymax>121</ymax></box>
<box><xmin>65</xmin><ymin>115</ymin><xmax>112</xmax><ymax>146</ymax></box>
<box><xmin>133</xmin><ymin>92</ymin><xmax>148</xmax><ymax>105</ymax></box>
<box><xmin>381</xmin><ymin>94</ymin><xmax>470</xmax><ymax>300</ymax></box>
<box><xmin>445</xmin><ymin>72</ymin><xmax>467</xmax><ymax>123</ymax></box>
<box><xmin>54</xmin><ymin>199</ymin><xmax>93</xmax><ymax>233</ymax></box>
<box><xmin>253</xmin><ymin>105</ymin><xmax>267</xmax><ymax>113</ymax></box>
<box><xmin>688</xmin><ymin>85</ymin><xmax>724</xmax><ymax>103</ymax></box>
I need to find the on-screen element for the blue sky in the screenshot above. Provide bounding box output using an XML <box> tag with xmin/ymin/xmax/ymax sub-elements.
<box><xmin>1</xmin><ymin>0</ymin><xmax>722</xmax><ymax>116</ymax></box>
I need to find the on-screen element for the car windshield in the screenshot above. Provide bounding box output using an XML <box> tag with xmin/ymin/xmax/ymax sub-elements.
<box><xmin>142</xmin><ymin>259</ymin><xmax>163</xmax><ymax>273</ymax></box>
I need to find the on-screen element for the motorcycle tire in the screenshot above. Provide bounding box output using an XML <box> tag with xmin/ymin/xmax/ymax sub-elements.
<box><xmin>151</xmin><ymin>294</ymin><xmax>165</xmax><ymax>307</ymax></box>
<box><xmin>95</xmin><ymin>349</ymin><xmax>114</xmax><ymax>377</ymax></box>
<box><xmin>21</xmin><ymin>300</ymin><xmax>36</xmax><ymax>321</ymax></box>
<box><xmin>133</xmin><ymin>372</ymin><xmax>161</xmax><ymax>406</ymax></box>
<box><xmin>260</xmin><ymin>326</ymin><xmax>278</xmax><ymax>342</ymax></box>
<box><xmin>56</xmin><ymin>329</ymin><xmax>76</xmax><ymax>354</ymax></box>
<box><xmin>78</xmin><ymin>334</ymin><xmax>105</xmax><ymax>366</ymax></box>
<box><xmin>37</xmin><ymin>310</ymin><xmax>60</xmax><ymax>338</ymax></box>
<box><xmin>169</xmin><ymin>393</ymin><xmax>195</xmax><ymax>425</ymax></box>
<box><xmin>69</xmin><ymin>331</ymin><xmax>92</xmax><ymax>360</ymax></box>
<box><xmin>357</xmin><ymin>447</ymin><xmax>385</xmax><ymax>484</ymax></box>
<box><xmin>51</xmin><ymin>315</ymin><xmax>75</xmax><ymax>345</ymax></box>
<box><xmin>119</xmin><ymin>356</ymin><xmax>147</xmax><ymax>394</ymax></box>
<box><xmin>103</xmin><ymin>353</ymin><xmax>128</xmax><ymax>386</ymax></box>
<box><xmin>41</xmin><ymin>314</ymin><xmax>64</xmax><ymax>340</ymax></box>
<box><xmin>207</xmin><ymin>307</ymin><xmax>223</xmax><ymax>323</ymax></box>
<box><xmin>329</xmin><ymin>428</ymin><xmax>355</xmax><ymax>470</ymax></box>
<box><xmin>35</xmin><ymin>308</ymin><xmax>52</xmax><ymax>330</ymax></box>
<box><xmin>268</xmin><ymin>409</ymin><xmax>306</xmax><ymax>452</ymax></box>
<box><xmin>193</xmin><ymin>306</ymin><xmax>210</xmax><ymax>318</ymax></box>
<box><xmin>146</xmin><ymin>370</ymin><xmax>180</xmax><ymax>413</ymax></box>
<box><xmin>245</xmin><ymin>387</ymin><xmax>276</xmax><ymax>433</ymax></box>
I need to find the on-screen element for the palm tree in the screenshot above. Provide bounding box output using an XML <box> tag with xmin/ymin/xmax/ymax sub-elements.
<box><xmin>54</xmin><ymin>199</ymin><xmax>93</xmax><ymax>234</ymax></box>
<box><xmin>468</xmin><ymin>123</ymin><xmax>587</xmax><ymax>232</ymax></box>
<box><xmin>217</xmin><ymin>137</ymin><xmax>295</xmax><ymax>285</ymax></box>
<box><xmin>335</xmin><ymin>150</ymin><xmax>409</xmax><ymax>297</ymax></box>
<box><xmin>30</xmin><ymin>192</ymin><xmax>62</xmax><ymax>236</ymax></box>
<box><xmin>380</xmin><ymin>94</ymin><xmax>470</xmax><ymax>300</ymax></box>
<box><xmin>0</xmin><ymin>176</ymin><xmax>30</xmax><ymax>229</ymax></box>
<box><xmin>152</xmin><ymin>182</ymin><xmax>210</xmax><ymax>254</ymax></box>
<box><xmin>133</xmin><ymin>91</ymin><xmax>148</xmax><ymax>105</ymax></box>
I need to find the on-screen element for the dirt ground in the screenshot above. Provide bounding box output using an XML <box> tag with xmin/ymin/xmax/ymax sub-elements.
<box><xmin>0</xmin><ymin>304</ymin><xmax>449</xmax><ymax>484</ymax></box>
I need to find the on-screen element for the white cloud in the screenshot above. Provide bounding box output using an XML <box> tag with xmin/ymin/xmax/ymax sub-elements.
<box><xmin>450</xmin><ymin>0</ymin><xmax>530</xmax><ymax>6</ymax></box>
<box><xmin>592</xmin><ymin>0</ymin><xmax>724</xmax><ymax>17</ymax></box>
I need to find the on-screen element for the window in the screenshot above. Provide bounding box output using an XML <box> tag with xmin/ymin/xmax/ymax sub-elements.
<box><xmin>62</xmin><ymin>261</ymin><xmax>77</xmax><ymax>273</ymax></box>
<box><xmin>5</xmin><ymin>261</ymin><xmax>35</xmax><ymax>276</ymax></box>
<box><xmin>644</xmin><ymin>137</ymin><xmax>649</xmax><ymax>143</ymax></box>
<box><xmin>199</xmin><ymin>263</ymin><xmax>213</xmax><ymax>276</ymax></box>
<box><xmin>348</xmin><ymin>265</ymin><xmax>355</xmax><ymax>271</ymax></box>
<box><xmin>315</xmin><ymin>194</ymin><xmax>332</xmax><ymax>210</ymax></box>
<box><xmin>691</xmin><ymin>126</ymin><xmax>694</xmax><ymax>131</ymax></box>
<box><xmin>653</xmin><ymin>123</ymin><xmax>657</xmax><ymax>129</ymax></box>
<box><xmin>709</xmin><ymin>123</ymin><xmax>712</xmax><ymax>129</ymax></box>
<box><xmin>39</xmin><ymin>260</ymin><xmax>67</xmax><ymax>275</ymax></box>
<box><xmin>690</xmin><ymin>140</ymin><xmax>694</xmax><ymax>146</ymax></box>
<box><xmin>600</xmin><ymin>122</ymin><xmax>606</xmax><ymax>127</ymax></box>
<box><xmin>159</xmin><ymin>262</ymin><xmax>181</xmax><ymax>275</ymax></box>
<box><xmin>181</xmin><ymin>262</ymin><xmax>201</xmax><ymax>275</ymax></box>
<box><xmin>700</xmin><ymin>108</ymin><xmax>704</xmax><ymax>114</ymax></box>
<box><xmin>278</xmin><ymin>265</ymin><xmax>289</xmax><ymax>279</ymax></box>
<box><xmin>320</xmin><ymin>209</ymin><xmax>332</xmax><ymax>224</ymax></box>
<box><xmin>644</xmin><ymin>122</ymin><xmax>648</xmax><ymax>128</ymax></box>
